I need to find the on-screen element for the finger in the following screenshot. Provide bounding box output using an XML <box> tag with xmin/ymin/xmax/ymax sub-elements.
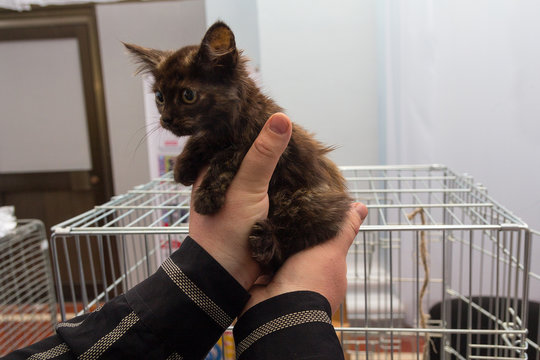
<box><xmin>355</xmin><ymin>202</ymin><xmax>368</xmax><ymax>221</ymax></box>
<box><xmin>253</xmin><ymin>275</ymin><xmax>272</xmax><ymax>286</ymax></box>
<box><xmin>233</xmin><ymin>113</ymin><xmax>292</xmax><ymax>193</ymax></box>
<box><xmin>336</xmin><ymin>202</ymin><xmax>368</xmax><ymax>252</ymax></box>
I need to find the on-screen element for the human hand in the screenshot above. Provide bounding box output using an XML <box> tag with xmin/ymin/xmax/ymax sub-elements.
<box><xmin>243</xmin><ymin>202</ymin><xmax>368</xmax><ymax>314</ymax></box>
<box><xmin>188</xmin><ymin>113</ymin><xmax>292</xmax><ymax>290</ymax></box>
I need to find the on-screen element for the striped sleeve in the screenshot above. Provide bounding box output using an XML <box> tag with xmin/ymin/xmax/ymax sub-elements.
<box><xmin>233</xmin><ymin>291</ymin><xmax>345</xmax><ymax>360</ymax></box>
<box><xmin>0</xmin><ymin>335</ymin><xmax>74</xmax><ymax>360</ymax></box>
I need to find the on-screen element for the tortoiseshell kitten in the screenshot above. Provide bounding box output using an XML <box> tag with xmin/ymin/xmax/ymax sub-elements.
<box><xmin>125</xmin><ymin>21</ymin><xmax>351</xmax><ymax>271</ymax></box>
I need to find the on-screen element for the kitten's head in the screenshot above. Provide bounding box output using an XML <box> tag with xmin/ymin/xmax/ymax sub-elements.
<box><xmin>124</xmin><ymin>21</ymin><xmax>244</xmax><ymax>138</ymax></box>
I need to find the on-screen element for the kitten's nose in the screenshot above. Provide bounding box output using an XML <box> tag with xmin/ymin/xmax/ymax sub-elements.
<box><xmin>161</xmin><ymin>117</ymin><xmax>172</xmax><ymax>125</ymax></box>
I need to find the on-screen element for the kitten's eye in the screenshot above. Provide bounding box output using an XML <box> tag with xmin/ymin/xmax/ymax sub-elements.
<box><xmin>155</xmin><ymin>91</ymin><xmax>164</xmax><ymax>104</ymax></box>
<box><xmin>181</xmin><ymin>88</ymin><xmax>197</xmax><ymax>104</ymax></box>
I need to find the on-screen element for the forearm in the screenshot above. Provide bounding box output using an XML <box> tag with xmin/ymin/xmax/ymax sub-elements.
<box><xmin>122</xmin><ymin>236</ymin><xmax>249</xmax><ymax>357</ymax></box>
<box><xmin>234</xmin><ymin>291</ymin><xmax>345</xmax><ymax>360</ymax></box>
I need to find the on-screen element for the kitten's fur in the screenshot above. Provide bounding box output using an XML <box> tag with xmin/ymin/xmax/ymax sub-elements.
<box><xmin>125</xmin><ymin>21</ymin><xmax>351</xmax><ymax>271</ymax></box>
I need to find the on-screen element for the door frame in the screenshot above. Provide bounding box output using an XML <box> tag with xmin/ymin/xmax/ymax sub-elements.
<box><xmin>0</xmin><ymin>5</ymin><xmax>114</xmax><ymax>204</ymax></box>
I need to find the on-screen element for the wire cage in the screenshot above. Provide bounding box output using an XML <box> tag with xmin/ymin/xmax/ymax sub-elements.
<box><xmin>49</xmin><ymin>165</ymin><xmax>537</xmax><ymax>360</ymax></box>
<box><xmin>0</xmin><ymin>219</ymin><xmax>56</xmax><ymax>356</ymax></box>
<box><xmin>339</xmin><ymin>165</ymin><xmax>534</xmax><ymax>360</ymax></box>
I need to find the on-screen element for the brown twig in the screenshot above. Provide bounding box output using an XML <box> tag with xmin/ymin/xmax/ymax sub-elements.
<box><xmin>407</xmin><ymin>207</ymin><xmax>435</xmax><ymax>359</ymax></box>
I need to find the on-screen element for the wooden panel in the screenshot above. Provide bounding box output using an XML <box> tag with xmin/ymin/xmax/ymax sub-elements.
<box><xmin>0</xmin><ymin>171</ymin><xmax>91</xmax><ymax>192</ymax></box>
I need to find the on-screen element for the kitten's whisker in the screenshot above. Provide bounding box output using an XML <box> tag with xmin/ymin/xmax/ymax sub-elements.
<box><xmin>126</xmin><ymin>122</ymin><xmax>163</xmax><ymax>162</ymax></box>
<box><xmin>134</xmin><ymin>123</ymin><xmax>162</xmax><ymax>154</ymax></box>
<box><xmin>127</xmin><ymin>121</ymin><xmax>160</xmax><ymax>147</ymax></box>
<box><xmin>131</xmin><ymin>122</ymin><xmax>159</xmax><ymax>138</ymax></box>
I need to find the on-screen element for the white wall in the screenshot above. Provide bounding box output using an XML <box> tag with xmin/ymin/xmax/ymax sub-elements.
<box><xmin>0</xmin><ymin>38</ymin><xmax>91</xmax><ymax>173</ymax></box>
<box><xmin>205</xmin><ymin>0</ymin><xmax>380</xmax><ymax>167</ymax></box>
<box><xmin>256</xmin><ymin>0</ymin><xmax>379</xmax><ymax>166</ymax></box>
<box><xmin>96</xmin><ymin>0</ymin><xmax>206</xmax><ymax>194</ymax></box>
<box><xmin>382</xmin><ymin>0</ymin><xmax>540</xmax><ymax>231</ymax></box>
<box><xmin>380</xmin><ymin>0</ymin><xmax>540</xmax><ymax>308</ymax></box>
<box><xmin>204</xmin><ymin>0</ymin><xmax>261</xmax><ymax>71</ymax></box>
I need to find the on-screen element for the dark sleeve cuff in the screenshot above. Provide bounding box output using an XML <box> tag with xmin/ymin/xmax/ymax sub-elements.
<box><xmin>125</xmin><ymin>236</ymin><xmax>251</xmax><ymax>358</ymax></box>
<box><xmin>1</xmin><ymin>335</ymin><xmax>74</xmax><ymax>360</ymax></box>
<box><xmin>233</xmin><ymin>291</ymin><xmax>345</xmax><ymax>360</ymax></box>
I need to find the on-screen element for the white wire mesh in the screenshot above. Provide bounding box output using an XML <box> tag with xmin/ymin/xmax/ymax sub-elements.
<box><xmin>0</xmin><ymin>219</ymin><xmax>56</xmax><ymax>356</ymax></box>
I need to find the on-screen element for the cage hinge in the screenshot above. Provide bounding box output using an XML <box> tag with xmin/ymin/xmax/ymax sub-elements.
<box><xmin>53</xmin><ymin>227</ymin><xmax>72</xmax><ymax>234</ymax></box>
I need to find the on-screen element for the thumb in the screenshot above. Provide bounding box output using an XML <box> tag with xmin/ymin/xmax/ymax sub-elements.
<box><xmin>333</xmin><ymin>202</ymin><xmax>368</xmax><ymax>254</ymax></box>
<box><xmin>234</xmin><ymin>113</ymin><xmax>292</xmax><ymax>193</ymax></box>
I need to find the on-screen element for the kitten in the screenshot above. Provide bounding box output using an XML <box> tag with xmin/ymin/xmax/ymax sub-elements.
<box><xmin>125</xmin><ymin>21</ymin><xmax>352</xmax><ymax>271</ymax></box>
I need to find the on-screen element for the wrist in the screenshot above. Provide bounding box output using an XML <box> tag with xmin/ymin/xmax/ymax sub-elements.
<box><xmin>234</xmin><ymin>291</ymin><xmax>336</xmax><ymax>359</ymax></box>
<box><xmin>219</xmin><ymin>255</ymin><xmax>260</xmax><ymax>290</ymax></box>
<box><xmin>190</xmin><ymin>234</ymin><xmax>261</xmax><ymax>290</ymax></box>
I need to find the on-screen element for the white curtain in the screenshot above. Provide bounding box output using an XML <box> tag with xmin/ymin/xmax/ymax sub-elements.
<box><xmin>380</xmin><ymin>0</ymin><xmax>540</xmax><ymax>232</ymax></box>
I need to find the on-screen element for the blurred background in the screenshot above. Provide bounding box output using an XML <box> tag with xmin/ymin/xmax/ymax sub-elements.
<box><xmin>1</xmin><ymin>1</ymin><xmax>540</xmax><ymax>357</ymax></box>
<box><xmin>0</xmin><ymin>0</ymin><xmax>539</xmax><ymax>233</ymax></box>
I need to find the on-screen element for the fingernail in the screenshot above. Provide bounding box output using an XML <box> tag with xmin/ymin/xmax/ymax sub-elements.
<box><xmin>269</xmin><ymin>114</ymin><xmax>290</xmax><ymax>135</ymax></box>
<box><xmin>353</xmin><ymin>202</ymin><xmax>368</xmax><ymax>220</ymax></box>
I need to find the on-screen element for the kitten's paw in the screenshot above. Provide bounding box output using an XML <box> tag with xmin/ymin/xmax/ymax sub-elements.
<box><xmin>173</xmin><ymin>157</ymin><xmax>197</xmax><ymax>185</ymax></box>
<box><xmin>249</xmin><ymin>220</ymin><xmax>281</xmax><ymax>271</ymax></box>
<box><xmin>193</xmin><ymin>187</ymin><xmax>225</xmax><ymax>215</ymax></box>
<box><xmin>173</xmin><ymin>166</ymin><xmax>197</xmax><ymax>186</ymax></box>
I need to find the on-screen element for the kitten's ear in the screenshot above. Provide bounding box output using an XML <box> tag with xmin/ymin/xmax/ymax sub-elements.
<box><xmin>123</xmin><ymin>42</ymin><xmax>167</xmax><ymax>75</ymax></box>
<box><xmin>197</xmin><ymin>21</ymin><xmax>238</xmax><ymax>71</ymax></box>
